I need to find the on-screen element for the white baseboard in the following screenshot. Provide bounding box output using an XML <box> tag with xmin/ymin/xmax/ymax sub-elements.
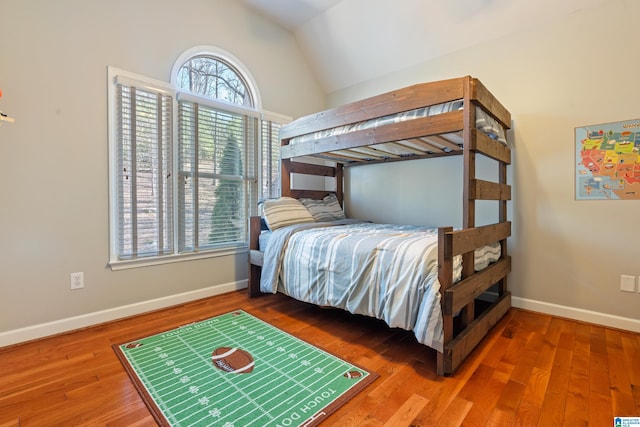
<box><xmin>0</xmin><ymin>281</ymin><xmax>247</xmax><ymax>348</ymax></box>
<box><xmin>3</xmin><ymin>289</ymin><xmax>637</xmax><ymax>349</ymax></box>
<box><xmin>512</xmin><ymin>296</ymin><xmax>640</xmax><ymax>333</ymax></box>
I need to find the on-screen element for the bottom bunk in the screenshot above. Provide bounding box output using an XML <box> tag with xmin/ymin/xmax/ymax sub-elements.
<box><xmin>248</xmin><ymin>209</ymin><xmax>511</xmax><ymax>376</ymax></box>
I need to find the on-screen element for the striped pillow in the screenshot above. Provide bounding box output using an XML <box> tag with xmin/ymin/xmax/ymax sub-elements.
<box><xmin>262</xmin><ymin>197</ymin><xmax>315</xmax><ymax>231</ymax></box>
<box><xmin>300</xmin><ymin>194</ymin><xmax>346</xmax><ymax>222</ymax></box>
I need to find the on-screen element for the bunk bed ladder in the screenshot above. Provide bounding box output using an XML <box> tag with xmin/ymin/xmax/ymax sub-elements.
<box><xmin>437</xmin><ymin>77</ymin><xmax>512</xmax><ymax>376</ymax></box>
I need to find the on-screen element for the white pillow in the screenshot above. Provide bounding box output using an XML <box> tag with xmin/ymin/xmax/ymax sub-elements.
<box><xmin>262</xmin><ymin>197</ymin><xmax>315</xmax><ymax>231</ymax></box>
<box><xmin>299</xmin><ymin>193</ymin><xmax>346</xmax><ymax>222</ymax></box>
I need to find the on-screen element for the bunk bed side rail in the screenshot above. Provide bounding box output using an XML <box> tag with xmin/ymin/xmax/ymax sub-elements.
<box><xmin>281</xmin><ymin>111</ymin><xmax>464</xmax><ymax>160</ymax></box>
<box><xmin>280</xmin><ymin>76</ymin><xmax>469</xmax><ymax>141</ymax></box>
<box><xmin>439</xmin><ymin>222</ymin><xmax>511</xmax><ymax>259</ymax></box>
<box><xmin>444</xmin><ymin>257</ymin><xmax>511</xmax><ymax>316</ymax></box>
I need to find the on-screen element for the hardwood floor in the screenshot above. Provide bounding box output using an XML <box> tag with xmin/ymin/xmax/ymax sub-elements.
<box><xmin>0</xmin><ymin>290</ymin><xmax>638</xmax><ymax>426</ymax></box>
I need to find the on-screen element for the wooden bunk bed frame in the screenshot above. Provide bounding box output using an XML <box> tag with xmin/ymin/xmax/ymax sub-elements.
<box><xmin>248</xmin><ymin>76</ymin><xmax>512</xmax><ymax>376</ymax></box>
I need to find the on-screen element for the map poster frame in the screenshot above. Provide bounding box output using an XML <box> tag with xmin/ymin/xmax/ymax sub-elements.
<box><xmin>575</xmin><ymin>118</ymin><xmax>640</xmax><ymax>200</ymax></box>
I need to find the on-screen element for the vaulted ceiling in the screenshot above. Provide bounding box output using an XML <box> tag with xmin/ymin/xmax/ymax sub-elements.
<box><xmin>242</xmin><ymin>0</ymin><xmax>611</xmax><ymax>93</ymax></box>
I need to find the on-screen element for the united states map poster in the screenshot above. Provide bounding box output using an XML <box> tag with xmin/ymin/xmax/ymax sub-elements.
<box><xmin>575</xmin><ymin>118</ymin><xmax>640</xmax><ymax>200</ymax></box>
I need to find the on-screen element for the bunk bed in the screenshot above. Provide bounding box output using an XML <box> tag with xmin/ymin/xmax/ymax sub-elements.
<box><xmin>248</xmin><ymin>76</ymin><xmax>512</xmax><ymax>376</ymax></box>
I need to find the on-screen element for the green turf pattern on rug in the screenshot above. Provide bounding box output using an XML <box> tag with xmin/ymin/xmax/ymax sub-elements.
<box><xmin>116</xmin><ymin>310</ymin><xmax>375</xmax><ymax>426</ymax></box>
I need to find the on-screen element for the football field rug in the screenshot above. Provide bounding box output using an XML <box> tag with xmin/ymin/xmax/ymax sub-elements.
<box><xmin>113</xmin><ymin>310</ymin><xmax>378</xmax><ymax>426</ymax></box>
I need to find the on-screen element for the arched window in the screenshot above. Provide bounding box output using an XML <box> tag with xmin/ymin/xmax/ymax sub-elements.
<box><xmin>171</xmin><ymin>46</ymin><xmax>261</xmax><ymax>109</ymax></box>
<box><xmin>176</xmin><ymin>55</ymin><xmax>253</xmax><ymax>107</ymax></box>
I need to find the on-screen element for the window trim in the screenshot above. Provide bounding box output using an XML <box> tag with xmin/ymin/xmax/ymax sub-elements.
<box><xmin>177</xmin><ymin>91</ymin><xmax>261</xmax><ymax>119</ymax></box>
<box><xmin>108</xmin><ymin>247</ymin><xmax>247</xmax><ymax>271</ymax></box>
<box><xmin>107</xmin><ymin>67</ymin><xmax>260</xmax><ymax>270</ymax></box>
<box><xmin>108</xmin><ymin>47</ymin><xmax>285</xmax><ymax>270</ymax></box>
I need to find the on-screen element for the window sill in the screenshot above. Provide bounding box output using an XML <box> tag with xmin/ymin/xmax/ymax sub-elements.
<box><xmin>108</xmin><ymin>247</ymin><xmax>248</xmax><ymax>271</ymax></box>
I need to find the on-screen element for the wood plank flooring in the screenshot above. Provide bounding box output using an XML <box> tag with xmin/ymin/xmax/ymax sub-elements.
<box><xmin>0</xmin><ymin>290</ymin><xmax>638</xmax><ymax>426</ymax></box>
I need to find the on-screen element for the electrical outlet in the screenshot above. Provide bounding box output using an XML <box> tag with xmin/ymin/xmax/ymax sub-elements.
<box><xmin>620</xmin><ymin>275</ymin><xmax>636</xmax><ymax>293</ymax></box>
<box><xmin>70</xmin><ymin>272</ymin><xmax>84</xmax><ymax>290</ymax></box>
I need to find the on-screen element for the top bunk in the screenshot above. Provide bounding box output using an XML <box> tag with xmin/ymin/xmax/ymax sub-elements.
<box><xmin>280</xmin><ymin>76</ymin><xmax>511</xmax><ymax>166</ymax></box>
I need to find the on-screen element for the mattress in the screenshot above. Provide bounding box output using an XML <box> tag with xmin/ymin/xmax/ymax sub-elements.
<box><xmin>259</xmin><ymin>221</ymin><xmax>501</xmax><ymax>352</ymax></box>
<box><xmin>289</xmin><ymin>101</ymin><xmax>507</xmax><ymax>149</ymax></box>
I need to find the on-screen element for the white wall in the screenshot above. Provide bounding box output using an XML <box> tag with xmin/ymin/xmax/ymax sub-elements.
<box><xmin>331</xmin><ymin>0</ymin><xmax>640</xmax><ymax>327</ymax></box>
<box><xmin>0</xmin><ymin>0</ymin><xmax>324</xmax><ymax>342</ymax></box>
<box><xmin>2</xmin><ymin>0</ymin><xmax>638</xmax><ymax>344</ymax></box>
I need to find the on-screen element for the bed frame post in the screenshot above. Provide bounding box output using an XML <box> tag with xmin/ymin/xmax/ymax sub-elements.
<box><xmin>462</xmin><ymin>76</ymin><xmax>475</xmax><ymax>230</ymax></box>
<box><xmin>248</xmin><ymin>216</ymin><xmax>262</xmax><ymax>297</ymax></box>
<box><xmin>336</xmin><ymin>163</ymin><xmax>344</xmax><ymax>206</ymax></box>
<box><xmin>281</xmin><ymin>158</ymin><xmax>292</xmax><ymax>198</ymax></box>
<box><xmin>460</xmin><ymin>76</ymin><xmax>476</xmax><ymax>327</ymax></box>
<box><xmin>437</xmin><ymin>226</ymin><xmax>454</xmax><ymax>376</ymax></box>
<box><xmin>497</xmin><ymin>160</ymin><xmax>509</xmax><ymax>296</ymax></box>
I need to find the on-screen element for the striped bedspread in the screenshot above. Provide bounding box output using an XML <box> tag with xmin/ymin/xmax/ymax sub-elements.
<box><xmin>259</xmin><ymin>221</ymin><xmax>500</xmax><ymax>353</ymax></box>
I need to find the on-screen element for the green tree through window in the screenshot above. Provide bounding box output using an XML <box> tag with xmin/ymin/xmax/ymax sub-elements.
<box><xmin>209</xmin><ymin>136</ymin><xmax>243</xmax><ymax>243</ymax></box>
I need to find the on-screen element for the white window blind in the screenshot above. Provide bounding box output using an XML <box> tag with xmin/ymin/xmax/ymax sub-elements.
<box><xmin>178</xmin><ymin>99</ymin><xmax>258</xmax><ymax>251</ymax></box>
<box><xmin>108</xmin><ymin>62</ymin><xmax>287</xmax><ymax>268</ymax></box>
<box><xmin>115</xmin><ymin>82</ymin><xmax>174</xmax><ymax>260</ymax></box>
<box><xmin>260</xmin><ymin>118</ymin><xmax>282</xmax><ymax>201</ymax></box>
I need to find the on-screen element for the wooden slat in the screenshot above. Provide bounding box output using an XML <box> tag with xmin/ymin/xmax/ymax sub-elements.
<box><xmin>313</xmin><ymin>151</ymin><xmax>367</xmax><ymax>163</ymax></box>
<box><xmin>444</xmin><ymin>257</ymin><xmax>512</xmax><ymax>315</ymax></box>
<box><xmin>280</xmin><ymin>76</ymin><xmax>467</xmax><ymax>140</ymax></box>
<box><xmin>347</xmin><ymin>145</ymin><xmax>400</xmax><ymax>159</ymax></box>
<box><xmin>449</xmin><ymin>222</ymin><xmax>512</xmax><ymax>257</ymax></box>
<box><xmin>331</xmin><ymin>149</ymin><xmax>389</xmax><ymax>161</ymax></box>
<box><xmin>288</xmin><ymin>162</ymin><xmax>336</xmax><ymax>177</ymax></box>
<box><xmin>281</xmin><ymin>111</ymin><xmax>464</xmax><ymax>159</ymax></box>
<box><xmin>371</xmin><ymin>141</ymin><xmax>423</xmax><ymax>157</ymax></box>
<box><xmin>421</xmin><ymin>134</ymin><xmax>463</xmax><ymax>152</ymax></box>
<box><xmin>470</xmin><ymin>129</ymin><xmax>511</xmax><ymax>164</ymax></box>
<box><xmin>404</xmin><ymin>138</ymin><xmax>448</xmax><ymax>153</ymax></box>
<box><xmin>342</xmin><ymin>149</ymin><xmax>461</xmax><ymax>167</ymax></box>
<box><xmin>442</xmin><ymin>291</ymin><xmax>512</xmax><ymax>375</ymax></box>
<box><xmin>470</xmin><ymin>179</ymin><xmax>512</xmax><ymax>201</ymax></box>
